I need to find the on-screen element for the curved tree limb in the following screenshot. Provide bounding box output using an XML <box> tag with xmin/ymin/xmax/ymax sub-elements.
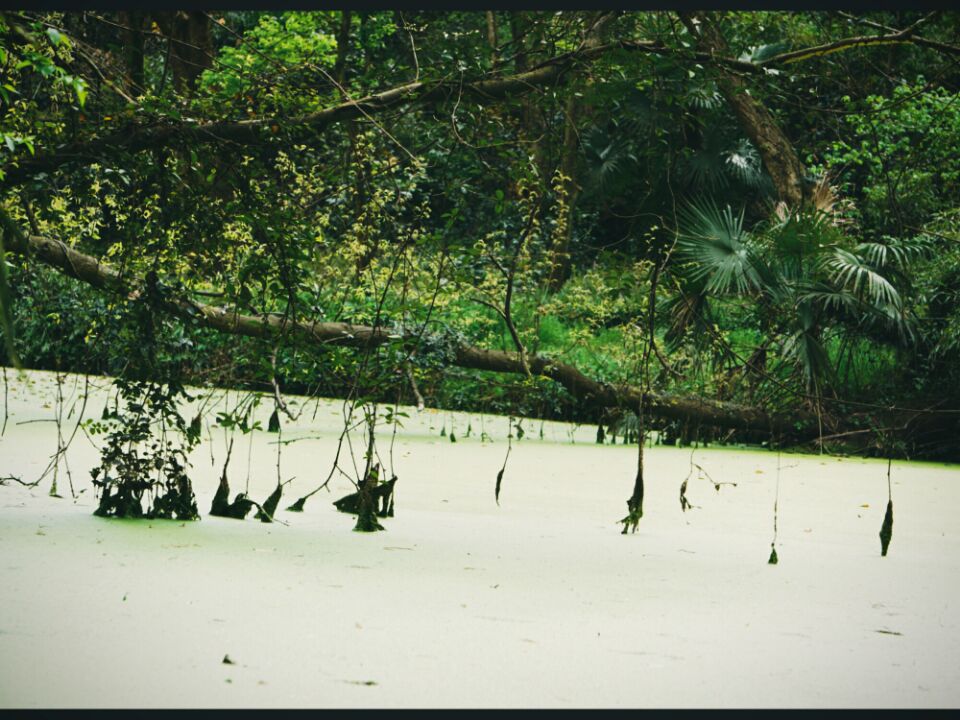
<box><xmin>5</xmin><ymin>11</ymin><xmax>957</xmax><ymax>193</ymax></box>
<box><xmin>762</xmin><ymin>30</ymin><xmax>919</xmax><ymax>66</ymax></box>
<box><xmin>0</xmin><ymin>18</ymin><xmax>623</xmax><ymax>189</ymax></box>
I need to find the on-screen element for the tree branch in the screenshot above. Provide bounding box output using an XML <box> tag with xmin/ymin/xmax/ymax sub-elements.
<box><xmin>0</xmin><ymin>36</ymin><xmax>618</xmax><ymax>189</ymax></box>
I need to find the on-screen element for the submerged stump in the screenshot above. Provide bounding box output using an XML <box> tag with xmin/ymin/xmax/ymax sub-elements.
<box><xmin>255</xmin><ymin>483</ymin><xmax>284</xmax><ymax>522</ymax></box>
<box><xmin>209</xmin><ymin>474</ymin><xmax>254</xmax><ymax>519</ymax></box>
<box><xmin>333</xmin><ymin>464</ymin><xmax>396</xmax><ymax>532</ymax></box>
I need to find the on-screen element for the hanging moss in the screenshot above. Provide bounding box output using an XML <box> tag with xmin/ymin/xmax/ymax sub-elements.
<box><xmin>212</xmin><ymin>492</ymin><xmax>255</xmax><ymax>520</ymax></box>
<box><xmin>188</xmin><ymin>414</ymin><xmax>202</xmax><ymax>443</ymax></box>
<box><xmin>768</xmin><ymin>546</ymin><xmax>778</xmax><ymax>565</ymax></box>
<box><xmin>268</xmin><ymin>409</ymin><xmax>280</xmax><ymax>433</ymax></box>
<box><xmin>150</xmin><ymin>475</ymin><xmax>200</xmax><ymax>520</ymax></box>
<box><xmin>354</xmin><ymin>506</ymin><xmax>385</xmax><ymax>532</ymax></box>
<box><xmin>879</xmin><ymin>500</ymin><xmax>894</xmax><ymax>556</ymax></box>
<box><xmin>879</xmin><ymin>458</ymin><xmax>894</xmax><ymax>556</ymax></box>
<box><xmin>620</xmin><ymin>501</ymin><xmax>642</xmax><ymax>534</ymax></box>
<box><xmin>620</xmin><ymin>467</ymin><xmax>644</xmax><ymax>534</ymax></box>
<box><xmin>333</xmin><ymin>476</ymin><xmax>397</xmax><ymax>518</ymax></box>
<box><xmin>286</xmin><ymin>496</ymin><xmax>307</xmax><ymax>512</ymax></box>
<box><xmin>209</xmin><ymin>469</ymin><xmax>254</xmax><ymax>520</ymax></box>
<box><xmin>384</xmin><ymin>479</ymin><xmax>395</xmax><ymax>517</ymax></box>
<box><xmin>93</xmin><ymin>479</ymin><xmax>148</xmax><ymax>519</ymax></box>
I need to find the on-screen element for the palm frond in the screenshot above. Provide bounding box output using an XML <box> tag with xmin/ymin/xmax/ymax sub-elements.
<box><xmin>663</xmin><ymin>289</ymin><xmax>710</xmax><ymax>351</ymax></box>
<box><xmin>856</xmin><ymin>235</ymin><xmax>934</xmax><ymax>269</ymax></box>
<box><xmin>678</xmin><ymin>198</ymin><xmax>764</xmax><ymax>296</ymax></box>
<box><xmin>686</xmin><ymin>80</ymin><xmax>723</xmax><ymax>110</ymax></box>
<box><xmin>680</xmin><ymin>149</ymin><xmax>729</xmax><ymax>192</ymax></box>
<box><xmin>723</xmin><ymin>138</ymin><xmax>765</xmax><ymax>189</ymax></box>
<box><xmin>739</xmin><ymin>41</ymin><xmax>791</xmax><ymax>64</ymax></box>
<box><xmin>798</xmin><ymin>281</ymin><xmax>859</xmax><ymax>314</ymax></box>
<box><xmin>581</xmin><ymin>125</ymin><xmax>637</xmax><ymax>196</ymax></box>
<box><xmin>822</xmin><ymin>248</ymin><xmax>901</xmax><ymax>309</ymax></box>
<box><xmin>781</xmin><ymin>325</ymin><xmax>835</xmax><ymax>393</ymax></box>
<box><xmin>860</xmin><ymin>301</ymin><xmax>918</xmax><ymax>346</ymax></box>
<box><xmin>768</xmin><ymin>203</ymin><xmax>840</xmax><ymax>261</ymax></box>
<box><xmin>679</xmin><ymin>123</ymin><xmax>735</xmax><ymax>192</ymax></box>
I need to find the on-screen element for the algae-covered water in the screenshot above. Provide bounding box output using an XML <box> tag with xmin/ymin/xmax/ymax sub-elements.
<box><xmin>1</xmin><ymin>369</ymin><xmax>959</xmax><ymax>708</ymax></box>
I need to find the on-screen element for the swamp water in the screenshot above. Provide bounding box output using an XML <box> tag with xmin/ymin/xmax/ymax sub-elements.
<box><xmin>1</xmin><ymin>369</ymin><xmax>959</xmax><ymax>707</ymax></box>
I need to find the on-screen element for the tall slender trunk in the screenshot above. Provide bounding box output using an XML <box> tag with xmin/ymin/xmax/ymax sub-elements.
<box><xmin>510</xmin><ymin>13</ymin><xmax>549</xmax><ymax>183</ymax></box>
<box><xmin>548</xmin><ymin>93</ymin><xmax>580</xmax><ymax>291</ymax></box>
<box><xmin>152</xmin><ymin>11</ymin><xmax>213</xmax><ymax>94</ymax></box>
<box><xmin>335</xmin><ymin>12</ymin><xmax>373</xmax><ymax>275</ymax></box>
<box><xmin>486</xmin><ymin>11</ymin><xmax>499</xmax><ymax>69</ymax></box>
<box><xmin>118</xmin><ymin>11</ymin><xmax>145</xmax><ymax>97</ymax></box>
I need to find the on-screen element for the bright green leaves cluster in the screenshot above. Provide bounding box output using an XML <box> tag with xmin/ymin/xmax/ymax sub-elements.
<box><xmin>199</xmin><ymin>12</ymin><xmax>340</xmax><ymax>110</ymax></box>
<box><xmin>0</xmin><ymin>17</ymin><xmax>87</xmax><ymax>181</ymax></box>
<box><xmin>820</xmin><ymin>81</ymin><xmax>960</xmax><ymax>234</ymax></box>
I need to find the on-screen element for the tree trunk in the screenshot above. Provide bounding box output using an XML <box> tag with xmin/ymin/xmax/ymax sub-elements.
<box><xmin>510</xmin><ymin>13</ymin><xmax>549</xmax><ymax>184</ymax></box>
<box><xmin>548</xmin><ymin>93</ymin><xmax>580</xmax><ymax>291</ymax></box>
<box><xmin>152</xmin><ymin>11</ymin><xmax>213</xmax><ymax>94</ymax></box>
<box><xmin>118</xmin><ymin>11</ymin><xmax>146</xmax><ymax>97</ymax></box>
<box><xmin>679</xmin><ymin>12</ymin><xmax>807</xmax><ymax>207</ymax></box>
<box><xmin>546</xmin><ymin>13</ymin><xmax>617</xmax><ymax>290</ymax></box>
<box><xmin>486</xmin><ymin>11</ymin><xmax>499</xmax><ymax>69</ymax></box>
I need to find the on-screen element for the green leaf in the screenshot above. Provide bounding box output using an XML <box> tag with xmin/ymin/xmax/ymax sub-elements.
<box><xmin>73</xmin><ymin>77</ymin><xmax>87</xmax><ymax>108</ymax></box>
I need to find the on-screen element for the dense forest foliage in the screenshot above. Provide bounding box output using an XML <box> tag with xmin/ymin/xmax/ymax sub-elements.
<box><xmin>2</xmin><ymin>9</ymin><xmax>960</xmax><ymax>487</ymax></box>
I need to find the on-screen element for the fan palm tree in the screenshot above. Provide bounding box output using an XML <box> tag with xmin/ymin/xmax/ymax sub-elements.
<box><xmin>668</xmin><ymin>190</ymin><xmax>930</xmax><ymax>398</ymax></box>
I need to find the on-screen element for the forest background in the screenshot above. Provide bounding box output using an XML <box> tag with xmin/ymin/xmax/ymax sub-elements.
<box><xmin>2</xmin><ymin>9</ymin><xmax>960</xmax><ymax>467</ymax></box>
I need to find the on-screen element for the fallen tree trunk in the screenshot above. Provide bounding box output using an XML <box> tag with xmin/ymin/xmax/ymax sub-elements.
<box><xmin>1</xmin><ymin>214</ymin><xmax>820</xmax><ymax>437</ymax></box>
